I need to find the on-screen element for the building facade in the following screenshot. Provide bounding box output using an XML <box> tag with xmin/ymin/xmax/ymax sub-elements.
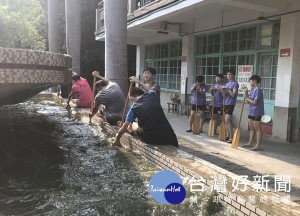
<box><xmin>95</xmin><ymin>0</ymin><xmax>300</xmax><ymax>142</ymax></box>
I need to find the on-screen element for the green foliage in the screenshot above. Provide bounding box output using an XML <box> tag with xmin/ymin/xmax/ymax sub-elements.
<box><xmin>0</xmin><ymin>0</ymin><xmax>47</xmax><ymax>50</ymax></box>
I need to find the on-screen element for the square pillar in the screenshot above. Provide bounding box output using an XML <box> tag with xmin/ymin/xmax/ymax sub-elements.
<box><xmin>273</xmin><ymin>12</ymin><xmax>300</xmax><ymax>142</ymax></box>
<box><xmin>181</xmin><ymin>34</ymin><xmax>195</xmax><ymax>105</ymax></box>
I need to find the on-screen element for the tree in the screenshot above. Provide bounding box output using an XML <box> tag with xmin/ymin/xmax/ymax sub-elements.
<box><xmin>0</xmin><ymin>0</ymin><xmax>47</xmax><ymax>50</ymax></box>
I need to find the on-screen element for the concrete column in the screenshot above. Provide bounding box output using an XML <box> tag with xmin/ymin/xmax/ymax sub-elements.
<box><xmin>65</xmin><ymin>0</ymin><xmax>81</xmax><ymax>74</ymax></box>
<box><xmin>104</xmin><ymin>0</ymin><xmax>128</xmax><ymax>94</ymax></box>
<box><xmin>48</xmin><ymin>0</ymin><xmax>60</xmax><ymax>53</ymax></box>
<box><xmin>273</xmin><ymin>12</ymin><xmax>300</xmax><ymax>142</ymax></box>
<box><xmin>181</xmin><ymin>35</ymin><xmax>195</xmax><ymax>105</ymax></box>
<box><xmin>136</xmin><ymin>45</ymin><xmax>145</xmax><ymax>79</ymax></box>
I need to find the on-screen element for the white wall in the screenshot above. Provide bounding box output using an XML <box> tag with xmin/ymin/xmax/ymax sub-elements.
<box><xmin>275</xmin><ymin>13</ymin><xmax>300</xmax><ymax>108</ymax></box>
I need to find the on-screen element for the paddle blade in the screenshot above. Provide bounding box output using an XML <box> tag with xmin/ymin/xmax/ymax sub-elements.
<box><xmin>219</xmin><ymin>121</ymin><xmax>226</xmax><ymax>141</ymax></box>
<box><xmin>192</xmin><ymin>116</ymin><xmax>200</xmax><ymax>135</ymax></box>
<box><xmin>231</xmin><ymin>128</ymin><xmax>240</xmax><ymax>149</ymax></box>
<box><xmin>208</xmin><ymin>120</ymin><xmax>215</xmax><ymax>137</ymax></box>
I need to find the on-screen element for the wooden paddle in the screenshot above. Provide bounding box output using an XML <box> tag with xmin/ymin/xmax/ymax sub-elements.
<box><xmin>192</xmin><ymin>85</ymin><xmax>200</xmax><ymax>135</ymax></box>
<box><xmin>208</xmin><ymin>89</ymin><xmax>215</xmax><ymax>137</ymax></box>
<box><xmin>219</xmin><ymin>96</ymin><xmax>226</xmax><ymax>141</ymax></box>
<box><xmin>54</xmin><ymin>94</ymin><xmax>61</xmax><ymax>104</ymax></box>
<box><xmin>120</xmin><ymin>82</ymin><xmax>134</xmax><ymax>125</ymax></box>
<box><xmin>54</xmin><ymin>85</ymin><xmax>61</xmax><ymax>104</ymax></box>
<box><xmin>232</xmin><ymin>98</ymin><xmax>246</xmax><ymax>149</ymax></box>
<box><xmin>89</xmin><ymin>76</ymin><xmax>96</xmax><ymax>123</ymax></box>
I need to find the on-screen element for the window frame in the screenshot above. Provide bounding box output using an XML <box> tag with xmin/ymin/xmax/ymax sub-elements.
<box><xmin>194</xmin><ymin>21</ymin><xmax>280</xmax><ymax>99</ymax></box>
<box><xmin>144</xmin><ymin>40</ymin><xmax>182</xmax><ymax>92</ymax></box>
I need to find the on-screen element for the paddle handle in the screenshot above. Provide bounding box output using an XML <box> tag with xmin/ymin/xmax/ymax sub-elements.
<box><xmin>90</xmin><ymin>76</ymin><xmax>96</xmax><ymax>113</ymax></box>
<box><xmin>121</xmin><ymin>82</ymin><xmax>134</xmax><ymax>125</ymax></box>
<box><xmin>211</xmin><ymin>89</ymin><xmax>215</xmax><ymax>120</ymax></box>
<box><xmin>222</xmin><ymin>97</ymin><xmax>225</xmax><ymax>120</ymax></box>
<box><xmin>237</xmin><ymin>98</ymin><xmax>245</xmax><ymax>129</ymax></box>
<box><xmin>195</xmin><ymin>85</ymin><xmax>197</xmax><ymax>115</ymax></box>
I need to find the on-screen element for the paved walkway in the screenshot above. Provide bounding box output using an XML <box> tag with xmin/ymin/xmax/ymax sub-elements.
<box><xmin>165</xmin><ymin>111</ymin><xmax>300</xmax><ymax>202</ymax></box>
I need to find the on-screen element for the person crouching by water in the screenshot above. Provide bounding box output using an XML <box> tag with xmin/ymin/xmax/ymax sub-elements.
<box><xmin>113</xmin><ymin>87</ymin><xmax>178</xmax><ymax>147</ymax></box>
<box><xmin>243</xmin><ymin>75</ymin><xmax>264</xmax><ymax>151</ymax></box>
<box><xmin>66</xmin><ymin>73</ymin><xmax>92</xmax><ymax>108</ymax></box>
<box><xmin>89</xmin><ymin>71</ymin><xmax>126</xmax><ymax>125</ymax></box>
<box><xmin>186</xmin><ymin>75</ymin><xmax>209</xmax><ymax>133</ymax></box>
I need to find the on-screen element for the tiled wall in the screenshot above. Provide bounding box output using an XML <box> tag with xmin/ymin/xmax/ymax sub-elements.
<box><xmin>0</xmin><ymin>69</ymin><xmax>66</xmax><ymax>83</ymax></box>
<box><xmin>0</xmin><ymin>48</ymin><xmax>72</xmax><ymax>67</ymax></box>
<box><xmin>0</xmin><ymin>48</ymin><xmax>72</xmax><ymax>84</ymax></box>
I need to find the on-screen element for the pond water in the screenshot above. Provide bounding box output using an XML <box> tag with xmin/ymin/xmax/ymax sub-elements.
<box><xmin>0</xmin><ymin>96</ymin><xmax>231</xmax><ymax>216</ymax></box>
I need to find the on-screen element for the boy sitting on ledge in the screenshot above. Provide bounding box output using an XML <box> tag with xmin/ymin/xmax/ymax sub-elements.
<box><xmin>113</xmin><ymin>87</ymin><xmax>178</xmax><ymax>148</ymax></box>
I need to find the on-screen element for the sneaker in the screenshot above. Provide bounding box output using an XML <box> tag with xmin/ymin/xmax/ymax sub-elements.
<box><xmin>227</xmin><ymin>139</ymin><xmax>232</xmax><ymax>143</ymax></box>
<box><xmin>226</xmin><ymin>136</ymin><xmax>229</xmax><ymax>141</ymax></box>
<box><xmin>186</xmin><ymin>129</ymin><xmax>192</xmax><ymax>132</ymax></box>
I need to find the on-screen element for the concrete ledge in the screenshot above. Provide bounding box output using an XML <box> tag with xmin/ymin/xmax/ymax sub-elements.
<box><xmin>0</xmin><ymin>48</ymin><xmax>72</xmax><ymax>105</ymax></box>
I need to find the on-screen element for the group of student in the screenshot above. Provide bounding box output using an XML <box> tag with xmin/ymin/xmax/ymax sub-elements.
<box><xmin>66</xmin><ymin>68</ymin><xmax>264</xmax><ymax>151</ymax></box>
<box><xmin>66</xmin><ymin>68</ymin><xmax>178</xmax><ymax>148</ymax></box>
<box><xmin>187</xmin><ymin>70</ymin><xmax>264</xmax><ymax>151</ymax></box>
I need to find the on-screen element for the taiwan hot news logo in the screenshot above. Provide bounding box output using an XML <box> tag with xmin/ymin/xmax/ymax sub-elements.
<box><xmin>149</xmin><ymin>170</ymin><xmax>186</xmax><ymax>204</ymax></box>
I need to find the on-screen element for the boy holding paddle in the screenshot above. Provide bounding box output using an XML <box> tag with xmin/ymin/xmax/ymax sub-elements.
<box><xmin>113</xmin><ymin>87</ymin><xmax>178</xmax><ymax>147</ymax></box>
<box><xmin>89</xmin><ymin>71</ymin><xmax>126</xmax><ymax>125</ymax></box>
<box><xmin>210</xmin><ymin>74</ymin><xmax>226</xmax><ymax>135</ymax></box>
<box><xmin>186</xmin><ymin>75</ymin><xmax>209</xmax><ymax>133</ymax></box>
<box><xmin>221</xmin><ymin>70</ymin><xmax>239</xmax><ymax>143</ymax></box>
<box><xmin>243</xmin><ymin>75</ymin><xmax>264</xmax><ymax>151</ymax></box>
<box><xmin>129</xmin><ymin>67</ymin><xmax>160</xmax><ymax>104</ymax></box>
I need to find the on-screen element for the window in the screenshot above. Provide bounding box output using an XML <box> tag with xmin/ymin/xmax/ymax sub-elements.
<box><xmin>195</xmin><ymin>57</ymin><xmax>219</xmax><ymax>88</ymax></box>
<box><xmin>196</xmin><ymin>33</ymin><xmax>221</xmax><ymax>55</ymax></box>
<box><xmin>195</xmin><ymin>22</ymin><xmax>279</xmax><ymax>100</ymax></box>
<box><xmin>169</xmin><ymin>41</ymin><xmax>182</xmax><ymax>58</ymax></box>
<box><xmin>222</xmin><ymin>56</ymin><xmax>237</xmax><ymax>74</ymax></box>
<box><xmin>259</xmin><ymin>54</ymin><xmax>277</xmax><ymax>100</ymax></box>
<box><xmin>260</xmin><ymin>23</ymin><xmax>280</xmax><ymax>49</ymax></box>
<box><xmin>145</xmin><ymin>40</ymin><xmax>182</xmax><ymax>91</ymax></box>
<box><xmin>137</xmin><ymin>0</ymin><xmax>154</xmax><ymax>8</ymax></box>
<box><xmin>238</xmin><ymin>27</ymin><xmax>257</xmax><ymax>51</ymax></box>
<box><xmin>224</xmin><ymin>31</ymin><xmax>238</xmax><ymax>52</ymax></box>
<box><xmin>154</xmin><ymin>60</ymin><xmax>168</xmax><ymax>89</ymax></box>
<box><xmin>169</xmin><ymin>60</ymin><xmax>181</xmax><ymax>90</ymax></box>
<box><xmin>145</xmin><ymin>46</ymin><xmax>153</xmax><ymax>59</ymax></box>
<box><xmin>154</xmin><ymin>43</ymin><xmax>168</xmax><ymax>59</ymax></box>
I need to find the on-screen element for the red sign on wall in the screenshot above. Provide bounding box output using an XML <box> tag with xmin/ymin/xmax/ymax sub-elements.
<box><xmin>280</xmin><ymin>48</ymin><xmax>290</xmax><ymax>57</ymax></box>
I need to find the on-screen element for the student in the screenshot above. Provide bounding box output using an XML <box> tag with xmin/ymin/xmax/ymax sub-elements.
<box><xmin>186</xmin><ymin>75</ymin><xmax>209</xmax><ymax>133</ymax></box>
<box><xmin>113</xmin><ymin>87</ymin><xmax>178</xmax><ymax>148</ymax></box>
<box><xmin>243</xmin><ymin>75</ymin><xmax>264</xmax><ymax>151</ymax></box>
<box><xmin>89</xmin><ymin>71</ymin><xmax>126</xmax><ymax>125</ymax></box>
<box><xmin>210</xmin><ymin>74</ymin><xmax>226</xmax><ymax>134</ymax></box>
<box><xmin>129</xmin><ymin>67</ymin><xmax>160</xmax><ymax>103</ymax></box>
<box><xmin>66</xmin><ymin>74</ymin><xmax>92</xmax><ymax>108</ymax></box>
<box><xmin>221</xmin><ymin>70</ymin><xmax>239</xmax><ymax>143</ymax></box>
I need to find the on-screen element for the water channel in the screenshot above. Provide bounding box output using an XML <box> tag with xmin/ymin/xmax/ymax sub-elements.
<box><xmin>0</xmin><ymin>96</ymin><xmax>230</xmax><ymax>215</ymax></box>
